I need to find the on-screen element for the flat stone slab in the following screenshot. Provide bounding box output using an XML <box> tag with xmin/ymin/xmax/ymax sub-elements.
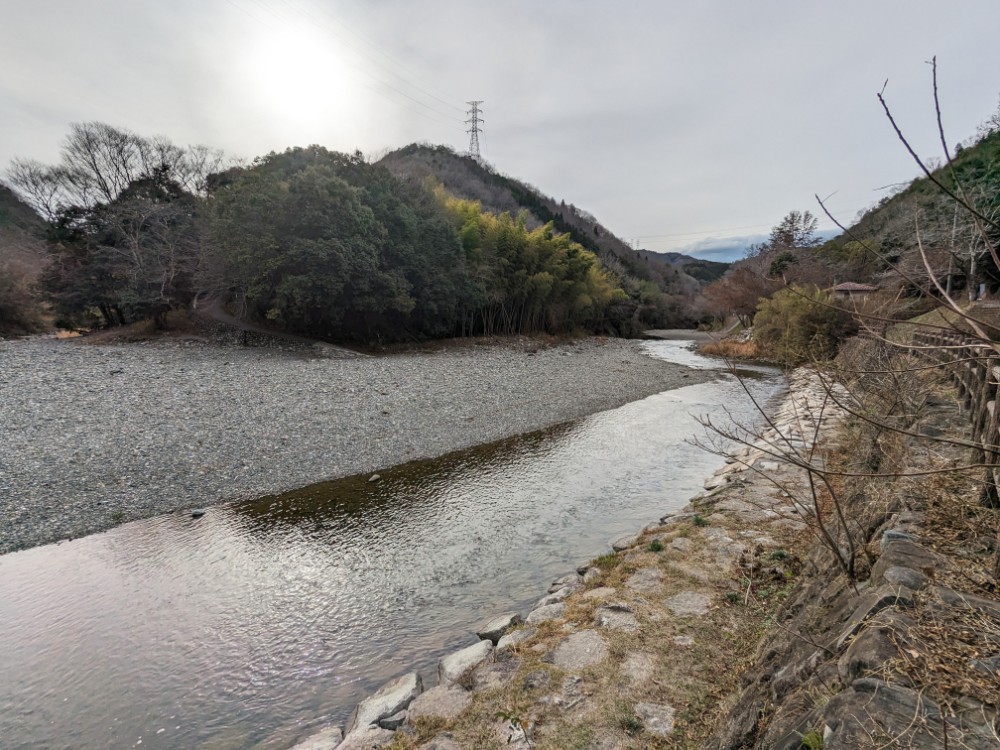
<box><xmin>636</xmin><ymin>701</ymin><xmax>676</xmax><ymax>737</ymax></box>
<box><xmin>525</xmin><ymin>603</ymin><xmax>565</xmax><ymax>624</ymax></box>
<box><xmin>673</xmin><ymin>635</ymin><xmax>695</xmax><ymax>647</ymax></box>
<box><xmin>669</xmin><ymin>537</ymin><xmax>693</xmax><ymax>553</ymax></box>
<box><xmin>665</xmin><ymin>591</ymin><xmax>714</xmax><ymax>616</ymax></box>
<box><xmin>594</xmin><ymin>604</ymin><xmax>639</xmax><ymax>632</ymax></box>
<box><xmin>476</xmin><ymin>612</ymin><xmax>522</xmax><ymax>644</ymax></box>
<box><xmin>626</xmin><ymin>567</ymin><xmax>662</xmax><ymax>593</ymax></box>
<box><xmin>438</xmin><ymin>640</ymin><xmax>493</xmax><ymax>685</ymax></box>
<box><xmin>471</xmin><ymin>658</ymin><xmax>519</xmax><ymax>691</ymax></box>
<box><xmin>497</xmin><ymin>627</ymin><xmax>535</xmax><ymax>652</ymax></box>
<box><xmin>347</xmin><ymin>672</ymin><xmax>422</xmax><ymax>734</ymax></box>
<box><xmin>407</xmin><ymin>685</ymin><xmax>472</xmax><ymax>721</ymax></box>
<box><xmin>289</xmin><ymin>726</ymin><xmax>343</xmax><ymax>750</ymax></box>
<box><xmin>337</xmin><ymin>726</ymin><xmax>396</xmax><ymax>750</ymax></box>
<box><xmin>552</xmin><ymin>629</ymin><xmax>609</xmax><ymax>670</ymax></box>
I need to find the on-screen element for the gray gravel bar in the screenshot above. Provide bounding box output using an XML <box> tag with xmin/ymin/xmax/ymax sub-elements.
<box><xmin>0</xmin><ymin>336</ymin><xmax>711</xmax><ymax>554</ymax></box>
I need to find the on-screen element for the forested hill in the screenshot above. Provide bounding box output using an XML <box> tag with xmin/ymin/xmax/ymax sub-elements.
<box><xmin>819</xmin><ymin>128</ymin><xmax>1000</xmax><ymax>295</ymax></box>
<box><xmin>0</xmin><ymin>183</ymin><xmax>49</xmax><ymax>335</ymax></box>
<box><xmin>380</xmin><ymin>144</ymin><xmax>713</xmax><ymax>328</ymax></box>
<box><xmin>0</xmin><ymin>184</ymin><xmax>43</xmax><ymax>231</ymax></box>
<box><xmin>3</xmin><ymin>124</ymin><xmax>723</xmax><ymax>341</ymax></box>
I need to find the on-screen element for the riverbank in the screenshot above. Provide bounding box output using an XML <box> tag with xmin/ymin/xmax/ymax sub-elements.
<box><xmin>0</xmin><ymin>335</ymin><xmax>711</xmax><ymax>554</ymax></box>
<box><xmin>306</xmin><ymin>341</ymin><xmax>1000</xmax><ymax>750</ymax></box>
<box><xmin>287</xmin><ymin>369</ymin><xmax>847</xmax><ymax>750</ymax></box>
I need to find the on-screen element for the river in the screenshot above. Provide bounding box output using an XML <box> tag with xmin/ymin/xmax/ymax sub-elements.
<box><xmin>0</xmin><ymin>340</ymin><xmax>782</xmax><ymax>750</ymax></box>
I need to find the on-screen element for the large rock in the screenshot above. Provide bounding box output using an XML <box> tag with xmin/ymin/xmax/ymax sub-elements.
<box><xmin>336</xmin><ymin>726</ymin><xmax>396</xmax><ymax>750</ymax></box>
<box><xmin>548</xmin><ymin>573</ymin><xmax>583</xmax><ymax>592</ymax></box>
<box><xmin>636</xmin><ymin>702</ymin><xmax>676</xmax><ymax>737</ymax></box>
<box><xmin>552</xmin><ymin>629</ymin><xmax>608</xmax><ymax>670</ymax></box>
<box><xmin>837</xmin><ymin>622</ymin><xmax>903</xmax><ymax>682</ymax></box>
<box><xmin>626</xmin><ymin>567</ymin><xmax>662</xmax><ymax>593</ymax></box>
<box><xmin>289</xmin><ymin>726</ymin><xmax>343</xmax><ymax>750</ymax></box>
<box><xmin>660</xmin><ymin>511</ymin><xmax>695</xmax><ymax>526</ymax></box>
<box><xmin>377</xmin><ymin>711</ymin><xmax>407</xmax><ymax>730</ymax></box>
<box><xmin>669</xmin><ymin>537</ymin><xmax>693</xmax><ymax>553</ymax></box>
<box><xmin>346</xmin><ymin>672</ymin><xmax>422</xmax><ymax>734</ymax></box>
<box><xmin>882</xmin><ymin>565</ymin><xmax>929</xmax><ymax>590</ymax></box>
<box><xmin>407</xmin><ymin>685</ymin><xmax>473</xmax><ymax>721</ymax></box>
<box><xmin>612</xmin><ymin>533</ymin><xmax>640</xmax><ymax>551</ymax></box>
<box><xmin>664</xmin><ymin>591</ymin><xmax>714</xmax><ymax>616</ymax></box>
<box><xmin>535</xmin><ymin>586</ymin><xmax>574</xmax><ymax>607</ymax></box>
<box><xmin>471</xmin><ymin>658</ymin><xmax>520</xmax><ymax>691</ymax></box>
<box><xmin>833</xmin><ymin>585</ymin><xmax>915</xmax><ymax>649</ymax></box>
<box><xmin>496</xmin><ymin>627</ymin><xmax>536</xmax><ymax>653</ymax></box>
<box><xmin>476</xmin><ymin>612</ymin><xmax>522</xmax><ymax>644</ymax></box>
<box><xmin>594</xmin><ymin>603</ymin><xmax>639</xmax><ymax>632</ymax></box>
<box><xmin>438</xmin><ymin>640</ymin><xmax>493</xmax><ymax>685</ymax></box>
<box><xmin>525</xmin><ymin>603</ymin><xmax>564</xmax><ymax>624</ymax></box>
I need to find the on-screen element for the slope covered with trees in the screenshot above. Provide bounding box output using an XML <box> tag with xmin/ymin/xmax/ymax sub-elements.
<box><xmin>5</xmin><ymin>125</ymin><xmax>642</xmax><ymax>342</ymax></box>
<box><xmin>380</xmin><ymin>144</ymin><xmax>714</xmax><ymax>330</ymax></box>
<box><xmin>820</xmin><ymin>127</ymin><xmax>1000</xmax><ymax>298</ymax></box>
<box><xmin>0</xmin><ymin>185</ymin><xmax>48</xmax><ymax>335</ymax></box>
<box><xmin>701</xmin><ymin>94</ymin><xmax>1000</xmax><ymax>364</ymax></box>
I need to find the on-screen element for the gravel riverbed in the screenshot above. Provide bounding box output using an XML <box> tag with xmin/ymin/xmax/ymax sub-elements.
<box><xmin>0</xmin><ymin>336</ymin><xmax>711</xmax><ymax>554</ymax></box>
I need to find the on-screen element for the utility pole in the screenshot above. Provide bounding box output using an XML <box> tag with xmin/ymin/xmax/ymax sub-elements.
<box><xmin>466</xmin><ymin>100</ymin><xmax>484</xmax><ymax>162</ymax></box>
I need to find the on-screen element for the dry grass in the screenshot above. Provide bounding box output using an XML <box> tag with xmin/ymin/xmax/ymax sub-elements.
<box><xmin>78</xmin><ymin>309</ymin><xmax>206</xmax><ymax>344</ymax></box>
<box><xmin>699</xmin><ymin>338</ymin><xmax>760</xmax><ymax>360</ymax></box>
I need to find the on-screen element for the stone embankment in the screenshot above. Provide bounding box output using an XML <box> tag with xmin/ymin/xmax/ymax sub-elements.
<box><xmin>287</xmin><ymin>370</ymin><xmax>864</xmax><ymax>749</ymax></box>
<box><xmin>706</xmin><ymin>344</ymin><xmax>1000</xmax><ymax>749</ymax></box>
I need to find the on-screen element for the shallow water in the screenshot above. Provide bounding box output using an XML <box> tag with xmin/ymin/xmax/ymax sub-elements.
<box><xmin>0</xmin><ymin>341</ymin><xmax>782</xmax><ymax>750</ymax></box>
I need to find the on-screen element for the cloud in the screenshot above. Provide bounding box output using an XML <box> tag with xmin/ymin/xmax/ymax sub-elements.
<box><xmin>671</xmin><ymin>228</ymin><xmax>841</xmax><ymax>263</ymax></box>
<box><xmin>671</xmin><ymin>235</ymin><xmax>766</xmax><ymax>263</ymax></box>
<box><xmin>2</xmin><ymin>1</ymin><xmax>997</xmax><ymax>248</ymax></box>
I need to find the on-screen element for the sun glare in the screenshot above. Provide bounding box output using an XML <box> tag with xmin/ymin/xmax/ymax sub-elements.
<box><xmin>243</xmin><ymin>22</ymin><xmax>359</xmax><ymax>139</ymax></box>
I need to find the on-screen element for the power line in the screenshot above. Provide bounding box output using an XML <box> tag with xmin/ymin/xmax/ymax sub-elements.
<box><xmin>466</xmin><ymin>101</ymin><xmax>484</xmax><ymax>161</ymax></box>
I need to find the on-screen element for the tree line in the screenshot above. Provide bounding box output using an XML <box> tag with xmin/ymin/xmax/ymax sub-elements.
<box><xmin>3</xmin><ymin>124</ymin><xmax>631</xmax><ymax>341</ymax></box>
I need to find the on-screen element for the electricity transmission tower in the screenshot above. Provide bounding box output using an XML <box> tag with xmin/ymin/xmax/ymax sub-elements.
<box><xmin>465</xmin><ymin>100</ymin><xmax>484</xmax><ymax>162</ymax></box>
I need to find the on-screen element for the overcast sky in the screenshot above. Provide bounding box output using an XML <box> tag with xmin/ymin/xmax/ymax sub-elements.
<box><xmin>2</xmin><ymin>1</ymin><xmax>999</xmax><ymax>260</ymax></box>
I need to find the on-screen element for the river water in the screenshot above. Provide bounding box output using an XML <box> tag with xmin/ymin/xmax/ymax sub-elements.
<box><xmin>0</xmin><ymin>341</ymin><xmax>783</xmax><ymax>750</ymax></box>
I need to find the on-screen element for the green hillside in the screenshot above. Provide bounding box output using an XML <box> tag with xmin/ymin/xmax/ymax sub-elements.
<box><xmin>380</xmin><ymin>144</ymin><xmax>710</xmax><ymax>329</ymax></box>
<box><xmin>821</xmin><ymin>129</ymin><xmax>1000</xmax><ymax>295</ymax></box>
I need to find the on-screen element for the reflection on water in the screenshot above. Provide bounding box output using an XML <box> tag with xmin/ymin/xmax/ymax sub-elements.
<box><xmin>0</xmin><ymin>341</ymin><xmax>782</xmax><ymax>750</ymax></box>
